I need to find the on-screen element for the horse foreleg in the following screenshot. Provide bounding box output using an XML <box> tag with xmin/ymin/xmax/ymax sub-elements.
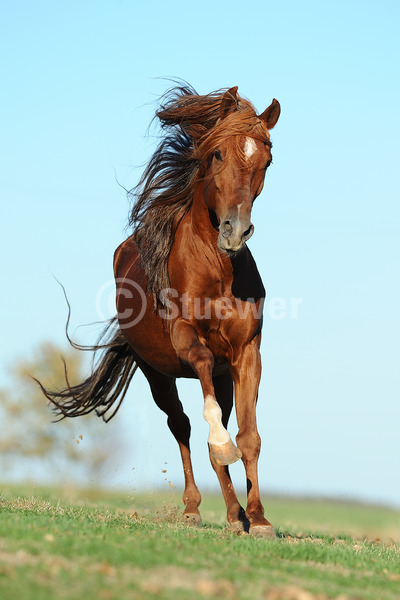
<box><xmin>231</xmin><ymin>337</ymin><xmax>276</xmax><ymax>539</ymax></box>
<box><xmin>210</xmin><ymin>373</ymin><xmax>249</xmax><ymax>531</ymax></box>
<box><xmin>141</xmin><ymin>365</ymin><xmax>202</xmax><ymax>526</ymax></box>
<box><xmin>171</xmin><ymin>319</ymin><xmax>241</xmax><ymax>466</ymax></box>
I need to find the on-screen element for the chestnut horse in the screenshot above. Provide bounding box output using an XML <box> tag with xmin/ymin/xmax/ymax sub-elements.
<box><xmin>40</xmin><ymin>84</ymin><xmax>281</xmax><ymax>538</ymax></box>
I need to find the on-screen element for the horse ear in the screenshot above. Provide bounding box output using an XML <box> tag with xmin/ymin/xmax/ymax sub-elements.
<box><xmin>259</xmin><ymin>99</ymin><xmax>281</xmax><ymax>130</ymax></box>
<box><xmin>219</xmin><ymin>86</ymin><xmax>239</xmax><ymax>120</ymax></box>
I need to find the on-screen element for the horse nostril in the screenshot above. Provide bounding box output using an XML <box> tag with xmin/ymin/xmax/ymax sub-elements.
<box><xmin>221</xmin><ymin>220</ymin><xmax>233</xmax><ymax>239</ymax></box>
<box><xmin>242</xmin><ymin>224</ymin><xmax>254</xmax><ymax>239</ymax></box>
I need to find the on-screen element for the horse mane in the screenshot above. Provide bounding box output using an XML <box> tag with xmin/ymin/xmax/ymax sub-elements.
<box><xmin>128</xmin><ymin>83</ymin><xmax>269</xmax><ymax>304</ymax></box>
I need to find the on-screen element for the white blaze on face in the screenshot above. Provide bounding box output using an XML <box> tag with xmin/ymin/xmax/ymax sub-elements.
<box><xmin>243</xmin><ymin>137</ymin><xmax>257</xmax><ymax>159</ymax></box>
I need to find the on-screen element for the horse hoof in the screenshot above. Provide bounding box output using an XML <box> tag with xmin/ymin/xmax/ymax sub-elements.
<box><xmin>228</xmin><ymin>521</ymin><xmax>246</xmax><ymax>534</ymax></box>
<box><xmin>181</xmin><ymin>512</ymin><xmax>202</xmax><ymax>527</ymax></box>
<box><xmin>249</xmin><ymin>525</ymin><xmax>276</xmax><ymax>539</ymax></box>
<box><xmin>209</xmin><ymin>440</ymin><xmax>242</xmax><ymax>466</ymax></box>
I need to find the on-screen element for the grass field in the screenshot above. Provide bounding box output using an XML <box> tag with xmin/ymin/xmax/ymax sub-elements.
<box><xmin>0</xmin><ymin>485</ymin><xmax>399</xmax><ymax>600</ymax></box>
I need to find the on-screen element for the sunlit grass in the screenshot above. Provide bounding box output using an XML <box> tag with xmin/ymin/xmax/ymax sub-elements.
<box><xmin>0</xmin><ymin>484</ymin><xmax>399</xmax><ymax>600</ymax></box>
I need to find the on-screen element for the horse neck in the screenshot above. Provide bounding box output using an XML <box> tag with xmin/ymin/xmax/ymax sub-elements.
<box><xmin>189</xmin><ymin>180</ymin><xmax>219</xmax><ymax>250</ymax></box>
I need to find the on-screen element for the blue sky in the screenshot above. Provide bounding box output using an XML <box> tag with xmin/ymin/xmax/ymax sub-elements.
<box><xmin>1</xmin><ymin>1</ymin><xmax>399</xmax><ymax>507</ymax></box>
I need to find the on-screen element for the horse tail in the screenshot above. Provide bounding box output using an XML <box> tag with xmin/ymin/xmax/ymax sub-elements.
<box><xmin>34</xmin><ymin>306</ymin><xmax>138</xmax><ymax>423</ymax></box>
<box><xmin>35</xmin><ymin>317</ymin><xmax>137</xmax><ymax>422</ymax></box>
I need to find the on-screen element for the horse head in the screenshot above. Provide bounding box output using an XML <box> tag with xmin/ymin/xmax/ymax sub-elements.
<box><xmin>200</xmin><ymin>87</ymin><xmax>280</xmax><ymax>253</ymax></box>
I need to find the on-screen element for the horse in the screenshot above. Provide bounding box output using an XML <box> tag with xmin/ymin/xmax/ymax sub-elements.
<box><xmin>38</xmin><ymin>84</ymin><xmax>281</xmax><ymax>538</ymax></box>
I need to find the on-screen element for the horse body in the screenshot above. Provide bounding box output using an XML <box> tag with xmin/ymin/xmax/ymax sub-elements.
<box><xmin>114</xmin><ymin>182</ymin><xmax>264</xmax><ymax>379</ymax></box>
<box><xmin>40</xmin><ymin>84</ymin><xmax>281</xmax><ymax>537</ymax></box>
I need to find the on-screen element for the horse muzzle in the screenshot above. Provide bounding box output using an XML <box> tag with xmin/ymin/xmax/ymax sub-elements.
<box><xmin>217</xmin><ymin>217</ymin><xmax>254</xmax><ymax>252</ymax></box>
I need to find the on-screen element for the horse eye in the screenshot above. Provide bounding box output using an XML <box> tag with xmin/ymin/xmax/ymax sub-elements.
<box><xmin>264</xmin><ymin>159</ymin><xmax>272</xmax><ymax>170</ymax></box>
<box><xmin>213</xmin><ymin>150</ymin><xmax>222</xmax><ymax>161</ymax></box>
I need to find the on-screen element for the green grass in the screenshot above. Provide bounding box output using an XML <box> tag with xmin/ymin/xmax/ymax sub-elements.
<box><xmin>0</xmin><ymin>485</ymin><xmax>399</xmax><ymax>600</ymax></box>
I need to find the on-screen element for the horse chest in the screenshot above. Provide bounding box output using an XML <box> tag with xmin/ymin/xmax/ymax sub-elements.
<box><xmin>193</xmin><ymin>296</ymin><xmax>263</xmax><ymax>361</ymax></box>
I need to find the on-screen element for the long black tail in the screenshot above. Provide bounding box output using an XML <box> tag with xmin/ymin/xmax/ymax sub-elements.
<box><xmin>34</xmin><ymin>284</ymin><xmax>138</xmax><ymax>422</ymax></box>
<box><xmin>35</xmin><ymin>318</ymin><xmax>137</xmax><ymax>422</ymax></box>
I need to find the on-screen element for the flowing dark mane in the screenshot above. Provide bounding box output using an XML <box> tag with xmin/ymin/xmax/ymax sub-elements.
<box><xmin>128</xmin><ymin>83</ymin><xmax>270</xmax><ymax>302</ymax></box>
